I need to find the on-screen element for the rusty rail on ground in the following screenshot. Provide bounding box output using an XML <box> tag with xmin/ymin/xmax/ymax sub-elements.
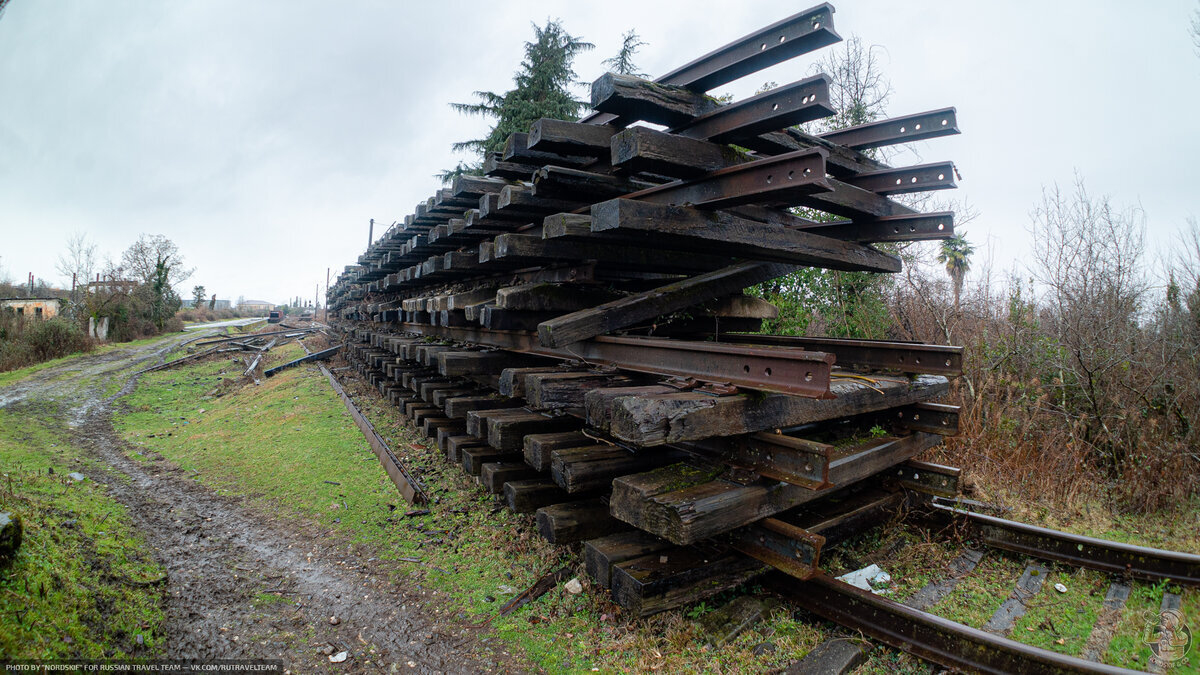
<box><xmin>928</xmin><ymin>498</ymin><xmax>1200</xmax><ymax>586</ymax></box>
<box><xmin>317</xmin><ymin>363</ymin><xmax>427</xmax><ymax>505</ymax></box>
<box><xmin>769</xmin><ymin>572</ymin><xmax>1141</xmax><ymax>675</ymax></box>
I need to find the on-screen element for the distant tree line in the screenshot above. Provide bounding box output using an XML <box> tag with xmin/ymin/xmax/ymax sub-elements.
<box><xmin>0</xmin><ymin>233</ymin><xmax>198</xmax><ymax>371</ymax></box>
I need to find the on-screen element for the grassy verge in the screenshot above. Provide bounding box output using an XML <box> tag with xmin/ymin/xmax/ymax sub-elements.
<box><xmin>0</xmin><ymin>405</ymin><xmax>166</xmax><ymax>660</ymax></box>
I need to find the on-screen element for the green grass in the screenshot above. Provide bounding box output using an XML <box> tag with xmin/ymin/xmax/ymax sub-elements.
<box><xmin>0</xmin><ymin>406</ymin><xmax>166</xmax><ymax>660</ymax></box>
<box><xmin>1010</xmin><ymin>566</ymin><xmax>1108</xmax><ymax>655</ymax></box>
<box><xmin>1104</xmin><ymin>581</ymin><xmax>1170</xmax><ymax>670</ymax></box>
<box><xmin>935</xmin><ymin>553</ymin><xmax>1024</xmax><ymax>629</ymax></box>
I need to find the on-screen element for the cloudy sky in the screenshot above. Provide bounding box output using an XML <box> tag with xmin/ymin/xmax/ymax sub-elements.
<box><xmin>1</xmin><ymin>1</ymin><xmax>1197</xmax><ymax>305</ymax></box>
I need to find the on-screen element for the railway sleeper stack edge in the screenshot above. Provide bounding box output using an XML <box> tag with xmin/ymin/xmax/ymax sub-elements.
<box><xmin>316</xmin><ymin>5</ymin><xmax>1197</xmax><ymax>673</ymax></box>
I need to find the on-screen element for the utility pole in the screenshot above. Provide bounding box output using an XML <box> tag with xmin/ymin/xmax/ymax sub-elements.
<box><xmin>368</xmin><ymin>218</ymin><xmax>374</xmax><ymax>248</ymax></box>
<box><xmin>325</xmin><ymin>267</ymin><xmax>330</xmax><ymax>322</ymax></box>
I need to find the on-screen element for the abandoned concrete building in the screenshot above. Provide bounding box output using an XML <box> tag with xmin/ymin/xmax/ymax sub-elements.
<box><xmin>0</xmin><ymin>297</ymin><xmax>66</xmax><ymax>320</ymax></box>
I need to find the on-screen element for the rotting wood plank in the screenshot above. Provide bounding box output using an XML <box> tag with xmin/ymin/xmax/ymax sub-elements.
<box><xmin>504</xmin><ymin>478</ymin><xmax>578</xmax><ymax>514</ymax></box>
<box><xmin>589</xmin><ymin>199</ymin><xmax>902</xmax><ymax>272</ymax></box>
<box><xmin>527</xmin><ymin>118</ymin><xmax>617</xmax><ymax>157</ymax></box>
<box><xmin>466</xmin><ymin>407</ymin><xmax>533</xmax><ymax>438</ymax></box>
<box><xmin>583</xmin><ymin>530</ymin><xmax>673</xmax><ymax>589</ymax></box>
<box><xmin>461</xmin><ymin>447</ymin><xmax>522</xmax><ymax>476</ymax></box>
<box><xmin>610</xmin><ymin>433</ymin><xmax>942</xmax><ymax>545</ymax></box>
<box><xmin>609</xmin><ymin>544</ymin><xmax>767</xmax><ymax>617</ymax></box>
<box><xmin>524</xmin><ymin>371</ymin><xmax>637</xmax><ymax>410</ymax></box>
<box><xmin>488</xmin><ymin>411</ymin><xmax>583</xmax><ymax>451</ymax></box>
<box><xmin>446</xmin><ymin>435</ymin><xmax>488</xmax><ymax>464</ymax></box>
<box><xmin>551</xmin><ymin>444</ymin><xmax>686</xmax><ymax>494</ymax></box>
<box><xmin>492</xmin><ymin>233</ymin><xmax>731</xmax><ymax>274</ymax></box>
<box><xmin>604</xmin><ymin>374</ymin><xmax>950</xmax><ymax>446</ymax></box>
<box><xmin>443</xmin><ymin>395</ymin><xmax>523</xmax><ymax>420</ymax></box>
<box><xmin>535</xmin><ymin>499</ymin><xmax>625</xmax><ymax>545</ymax></box>
<box><xmin>481</xmin><ymin>461</ymin><xmax>540</xmax><ymax>494</ymax></box>
<box><xmin>523</xmin><ymin>431</ymin><xmax>593</xmax><ymax>472</ymax></box>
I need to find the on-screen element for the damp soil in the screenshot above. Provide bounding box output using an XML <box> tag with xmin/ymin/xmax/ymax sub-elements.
<box><xmin>1</xmin><ymin>333</ymin><xmax>517</xmax><ymax>673</ymax></box>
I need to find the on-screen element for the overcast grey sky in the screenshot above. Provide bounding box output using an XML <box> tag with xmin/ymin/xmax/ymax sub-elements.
<box><xmin>1</xmin><ymin>1</ymin><xmax>1197</xmax><ymax>305</ymax></box>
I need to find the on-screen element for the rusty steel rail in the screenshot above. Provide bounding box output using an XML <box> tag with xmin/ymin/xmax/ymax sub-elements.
<box><xmin>583</xmin><ymin>3</ymin><xmax>840</xmax><ymax>125</ymax></box>
<box><xmin>265</xmin><ymin>345</ymin><xmax>342</xmax><ymax>377</ymax></box>
<box><xmin>929</xmin><ymin>499</ymin><xmax>1200</xmax><ymax>586</ymax></box>
<box><xmin>398</xmin><ymin>322</ymin><xmax>837</xmax><ymax>398</ymax></box>
<box><xmin>719</xmin><ymin>334</ymin><xmax>963</xmax><ymax>376</ymax></box>
<box><xmin>318</xmin><ymin>363</ymin><xmax>428</xmax><ymax>505</ymax></box>
<box><xmin>770</xmin><ymin>572</ymin><xmax>1141</xmax><ymax>674</ymax></box>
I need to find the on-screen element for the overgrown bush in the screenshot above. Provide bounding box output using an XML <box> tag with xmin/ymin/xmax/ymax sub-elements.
<box><xmin>0</xmin><ymin>316</ymin><xmax>94</xmax><ymax>372</ymax></box>
<box><xmin>765</xmin><ymin>182</ymin><xmax>1199</xmax><ymax>515</ymax></box>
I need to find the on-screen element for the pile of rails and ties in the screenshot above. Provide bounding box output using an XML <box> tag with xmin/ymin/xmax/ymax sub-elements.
<box><xmin>322</xmin><ymin>6</ymin><xmax>1199</xmax><ymax>672</ymax></box>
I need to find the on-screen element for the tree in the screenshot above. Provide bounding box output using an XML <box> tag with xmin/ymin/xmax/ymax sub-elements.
<box><xmin>444</xmin><ymin>20</ymin><xmax>594</xmax><ymax>180</ymax></box>
<box><xmin>937</xmin><ymin>233</ymin><xmax>974</xmax><ymax>310</ymax></box>
<box><xmin>1029</xmin><ymin>177</ymin><xmax>1148</xmax><ymax>466</ymax></box>
<box><xmin>603</xmin><ymin>30</ymin><xmax>647</xmax><ymax>77</ymax></box>
<box><xmin>208</xmin><ymin>294</ymin><xmax>217</xmax><ymax>311</ymax></box>
<box><xmin>756</xmin><ymin>35</ymin><xmax>896</xmax><ymax>339</ymax></box>
<box><xmin>806</xmin><ymin>36</ymin><xmax>891</xmax><ymax>133</ymax></box>
<box><xmin>191</xmin><ymin>285</ymin><xmax>207</xmax><ymax>308</ymax></box>
<box><xmin>1191</xmin><ymin>2</ymin><xmax>1200</xmax><ymax>56</ymax></box>
<box><xmin>55</xmin><ymin>232</ymin><xmax>98</xmax><ymax>292</ymax></box>
<box><xmin>121</xmin><ymin>234</ymin><xmax>193</xmax><ymax>287</ymax></box>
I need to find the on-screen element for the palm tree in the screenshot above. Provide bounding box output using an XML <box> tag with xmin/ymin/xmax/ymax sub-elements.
<box><xmin>937</xmin><ymin>233</ymin><xmax>974</xmax><ymax>310</ymax></box>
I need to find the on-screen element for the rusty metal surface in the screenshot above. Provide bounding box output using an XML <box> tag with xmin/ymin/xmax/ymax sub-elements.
<box><xmin>892</xmin><ymin>402</ymin><xmax>960</xmax><ymax>436</ymax></box>
<box><xmin>820</xmin><ymin>107</ymin><xmax>960</xmax><ymax>150</ymax></box>
<box><xmin>583</xmin><ymin>3</ymin><xmax>840</xmax><ymax>127</ymax></box>
<box><xmin>798</xmin><ymin>211</ymin><xmax>955</xmax><ymax>243</ymax></box>
<box><xmin>719</xmin><ymin>334</ymin><xmax>963</xmax><ymax>376</ymax></box>
<box><xmin>318</xmin><ymin>363</ymin><xmax>428</xmax><ymax>505</ymax></box>
<box><xmin>739</xmin><ymin>432</ymin><xmax>832</xmax><ymax>488</ymax></box>
<box><xmin>658</xmin><ymin>3</ymin><xmax>840</xmax><ymax>92</ymax></box>
<box><xmin>843</xmin><ymin>161</ymin><xmax>958</xmax><ymax>196</ymax></box>
<box><xmin>629</xmin><ymin>148</ymin><xmax>832</xmax><ymax>210</ymax></box>
<box><xmin>770</xmin><ymin>573</ymin><xmax>1141</xmax><ymax>674</ymax></box>
<box><xmin>674</xmin><ymin>75</ymin><xmax>835</xmax><ymax>142</ymax></box>
<box><xmin>728</xmin><ymin>518</ymin><xmax>825</xmax><ymax>579</ymax></box>
<box><xmin>396</xmin><ymin>322</ymin><xmax>836</xmax><ymax>398</ymax></box>
<box><xmin>893</xmin><ymin>459</ymin><xmax>960</xmax><ymax>498</ymax></box>
<box><xmin>930</xmin><ymin>500</ymin><xmax>1200</xmax><ymax>586</ymax></box>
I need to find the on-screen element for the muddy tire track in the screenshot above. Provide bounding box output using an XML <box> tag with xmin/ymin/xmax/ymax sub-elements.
<box><xmin>3</xmin><ymin>335</ymin><xmax>505</xmax><ymax>673</ymax></box>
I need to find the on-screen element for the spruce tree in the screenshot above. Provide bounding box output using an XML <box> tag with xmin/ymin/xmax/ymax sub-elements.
<box><xmin>602</xmin><ymin>30</ymin><xmax>647</xmax><ymax>77</ymax></box>
<box><xmin>443</xmin><ymin>21</ymin><xmax>593</xmax><ymax>182</ymax></box>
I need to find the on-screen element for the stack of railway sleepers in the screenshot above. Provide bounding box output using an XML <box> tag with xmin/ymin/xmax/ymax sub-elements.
<box><xmin>326</xmin><ymin>3</ymin><xmax>967</xmax><ymax>616</ymax></box>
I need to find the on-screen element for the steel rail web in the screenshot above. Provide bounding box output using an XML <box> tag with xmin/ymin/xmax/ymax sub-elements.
<box><xmin>770</xmin><ymin>572</ymin><xmax>1141</xmax><ymax>675</ymax></box>
<box><xmin>318</xmin><ymin>362</ymin><xmax>428</xmax><ymax>505</ymax></box>
<box><xmin>930</xmin><ymin>499</ymin><xmax>1200</xmax><ymax>586</ymax></box>
<box><xmin>395</xmin><ymin>321</ymin><xmax>837</xmax><ymax>398</ymax></box>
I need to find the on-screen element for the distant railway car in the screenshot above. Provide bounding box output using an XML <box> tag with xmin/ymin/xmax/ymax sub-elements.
<box><xmin>267</xmin><ymin>310</ymin><xmax>283</xmax><ymax>323</ymax></box>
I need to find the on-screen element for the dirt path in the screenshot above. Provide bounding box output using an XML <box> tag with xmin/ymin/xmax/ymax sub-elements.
<box><xmin>1</xmin><ymin>335</ymin><xmax>503</xmax><ymax>673</ymax></box>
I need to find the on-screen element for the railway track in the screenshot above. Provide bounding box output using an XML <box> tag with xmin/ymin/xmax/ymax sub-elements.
<box><xmin>321</xmin><ymin>5</ymin><xmax>1198</xmax><ymax>672</ymax></box>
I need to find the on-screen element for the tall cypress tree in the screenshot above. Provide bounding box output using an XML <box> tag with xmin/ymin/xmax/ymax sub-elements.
<box><xmin>443</xmin><ymin>21</ymin><xmax>593</xmax><ymax>181</ymax></box>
